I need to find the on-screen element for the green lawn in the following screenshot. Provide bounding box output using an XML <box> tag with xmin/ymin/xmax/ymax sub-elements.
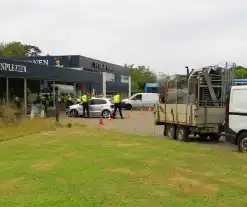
<box><xmin>0</xmin><ymin>125</ymin><xmax>247</xmax><ymax>207</ymax></box>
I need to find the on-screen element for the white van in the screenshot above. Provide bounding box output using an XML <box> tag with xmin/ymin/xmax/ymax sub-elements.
<box><xmin>122</xmin><ymin>93</ymin><xmax>159</xmax><ymax>110</ymax></box>
<box><xmin>225</xmin><ymin>85</ymin><xmax>247</xmax><ymax>152</ymax></box>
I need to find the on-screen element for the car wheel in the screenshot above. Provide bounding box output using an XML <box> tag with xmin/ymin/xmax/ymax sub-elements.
<box><xmin>126</xmin><ymin>104</ymin><xmax>132</xmax><ymax>110</ymax></box>
<box><xmin>237</xmin><ymin>132</ymin><xmax>247</xmax><ymax>152</ymax></box>
<box><xmin>102</xmin><ymin>110</ymin><xmax>110</xmax><ymax>118</ymax></box>
<box><xmin>70</xmin><ymin>109</ymin><xmax>78</xmax><ymax>117</ymax></box>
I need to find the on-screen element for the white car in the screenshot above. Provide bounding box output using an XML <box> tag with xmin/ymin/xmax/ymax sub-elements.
<box><xmin>66</xmin><ymin>98</ymin><xmax>115</xmax><ymax>118</ymax></box>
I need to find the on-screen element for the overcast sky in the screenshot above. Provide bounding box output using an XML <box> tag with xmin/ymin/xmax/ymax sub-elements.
<box><xmin>1</xmin><ymin>0</ymin><xmax>247</xmax><ymax>74</ymax></box>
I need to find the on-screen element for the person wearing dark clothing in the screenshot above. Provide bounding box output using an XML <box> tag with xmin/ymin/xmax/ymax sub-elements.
<box><xmin>42</xmin><ymin>94</ymin><xmax>48</xmax><ymax>113</ymax></box>
<box><xmin>113</xmin><ymin>93</ymin><xmax>124</xmax><ymax>119</ymax></box>
<box><xmin>65</xmin><ymin>94</ymin><xmax>73</xmax><ymax>109</ymax></box>
<box><xmin>14</xmin><ymin>96</ymin><xmax>21</xmax><ymax>111</ymax></box>
<box><xmin>81</xmin><ymin>93</ymin><xmax>89</xmax><ymax>118</ymax></box>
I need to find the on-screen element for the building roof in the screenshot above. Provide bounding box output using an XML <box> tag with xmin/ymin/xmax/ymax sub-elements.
<box><xmin>0</xmin><ymin>58</ymin><xmax>102</xmax><ymax>83</ymax></box>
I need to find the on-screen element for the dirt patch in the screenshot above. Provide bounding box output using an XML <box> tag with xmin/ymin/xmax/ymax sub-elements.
<box><xmin>116</xmin><ymin>142</ymin><xmax>142</xmax><ymax>147</ymax></box>
<box><xmin>105</xmin><ymin>168</ymin><xmax>149</xmax><ymax>176</ymax></box>
<box><xmin>31</xmin><ymin>160</ymin><xmax>57</xmax><ymax>171</ymax></box>
<box><xmin>140</xmin><ymin>159</ymin><xmax>160</xmax><ymax>165</ymax></box>
<box><xmin>65</xmin><ymin>152</ymin><xmax>81</xmax><ymax>157</ymax></box>
<box><xmin>0</xmin><ymin>177</ymin><xmax>22</xmax><ymax>185</ymax></box>
<box><xmin>169</xmin><ymin>176</ymin><xmax>219</xmax><ymax>194</ymax></box>
<box><xmin>41</xmin><ymin>131</ymin><xmax>55</xmax><ymax>136</ymax></box>
<box><xmin>0</xmin><ymin>177</ymin><xmax>23</xmax><ymax>195</ymax></box>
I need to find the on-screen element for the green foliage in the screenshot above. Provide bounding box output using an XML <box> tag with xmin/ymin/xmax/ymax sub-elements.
<box><xmin>126</xmin><ymin>64</ymin><xmax>157</xmax><ymax>92</ymax></box>
<box><xmin>0</xmin><ymin>41</ymin><xmax>42</xmax><ymax>57</ymax></box>
<box><xmin>236</xmin><ymin>65</ymin><xmax>247</xmax><ymax>79</ymax></box>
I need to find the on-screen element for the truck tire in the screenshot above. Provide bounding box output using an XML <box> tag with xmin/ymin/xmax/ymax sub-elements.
<box><xmin>176</xmin><ymin>126</ymin><xmax>189</xmax><ymax>142</ymax></box>
<box><xmin>166</xmin><ymin>124</ymin><xmax>176</xmax><ymax>139</ymax></box>
<box><xmin>209</xmin><ymin>134</ymin><xmax>221</xmax><ymax>141</ymax></box>
<box><xmin>237</xmin><ymin>132</ymin><xmax>247</xmax><ymax>152</ymax></box>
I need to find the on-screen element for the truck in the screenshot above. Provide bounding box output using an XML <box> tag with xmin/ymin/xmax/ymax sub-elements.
<box><xmin>154</xmin><ymin>63</ymin><xmax>236</xmax><ymax>141</ymax></box>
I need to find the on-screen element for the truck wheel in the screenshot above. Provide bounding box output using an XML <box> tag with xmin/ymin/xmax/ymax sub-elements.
<box><xmin>166</xmin><ymin>124</ymin><xmax>176</xmax><ymax>139</ymax></box>
<box><xmin>176</xmin><ymin>126</ymin><xmax>188</xmax><ymax>142</ymax></box>
<box><xmin>237</xmin><ymin>132</ymin><xmax>247</xmax><ymax>152</ymax></box>
<box><xmin>209</xmin><ymin>134</ymin><xmax>221</xmax><ymax>141</ymax></box>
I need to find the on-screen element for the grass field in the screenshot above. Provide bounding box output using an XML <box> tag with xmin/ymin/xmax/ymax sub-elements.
<box><xmin>0</xmin><ymin>123</ymin><xmax>247</xmax><ymax>207</ymax></box>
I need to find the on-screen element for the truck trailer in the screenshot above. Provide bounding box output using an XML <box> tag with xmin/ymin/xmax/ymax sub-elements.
<box><xmin>154</xmin><ymin>63</ymin><xmax>236</xmax><ymax>141</ymax></box>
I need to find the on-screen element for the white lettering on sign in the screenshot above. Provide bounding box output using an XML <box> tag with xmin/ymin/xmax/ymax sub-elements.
<box><xmin>0</xmin><ymin>63</ymin><xmax>27</xmax><ymax>73</ymax></box>
<box><xmin>25</xmin><ymin>59</ymin><xmax>49</xmax><ymax>65</ymax></box>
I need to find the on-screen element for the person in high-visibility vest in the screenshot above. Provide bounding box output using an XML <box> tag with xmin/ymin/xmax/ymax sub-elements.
<box><xmin>66</xmin><ymin>94</ymin><xmax>73</xmax><ymax>108</ymax></box>
<box><xmin>81</xmin><ymin>92</ymin><xmax>89</xmax><ymax>118</ymax></box>
<box><xmin>100</xmin><ymin>93</ymin><xmax>104</xmax><ymax>98</ymax></box>
<box><xmin>91</xmin><ymin>94</ymin><xmax>96</xmax><ymax>99</ymax></box>
<box><xmin>113</xmin><ymin>93</ymin><xmax>124</xmax><ymax>119</ymax></box>
<box><xmin>76</xmin><ymin>97</ymin><xmax>81</xmax><ymax>104</ymax></box>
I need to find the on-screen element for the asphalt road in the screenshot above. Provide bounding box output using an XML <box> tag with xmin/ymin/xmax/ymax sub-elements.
<box><xmin>63</xmin><ymin>110</ymin><xmax>237</xmax><ymax>151</ymax></box>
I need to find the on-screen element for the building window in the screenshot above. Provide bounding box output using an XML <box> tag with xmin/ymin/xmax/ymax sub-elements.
<box><xmin>121</xmin><ymin>75</ymin><xmax>129</xmax><ymax>83</ymax></box>
<box><xmin>106</xmin><ymin>73</ymin><xmax>116</xmax><ymax>82</ymax></box>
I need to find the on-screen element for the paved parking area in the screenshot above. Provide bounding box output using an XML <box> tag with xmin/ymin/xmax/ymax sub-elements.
<box><xmin>73</xmin><ymin>110</ymin><xmax>162</xmax><ymax>136</ymax></box>
<box><xmin>63</xmin><ymin>110</ymin><xmax>236</xmax><ymax>151</ymax></box>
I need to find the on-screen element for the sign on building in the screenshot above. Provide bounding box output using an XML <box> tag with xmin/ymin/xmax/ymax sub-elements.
<box><xmin>0</xmin><ymin>63</ymin><xmax>27</xmax><ymax>73</ymax></box>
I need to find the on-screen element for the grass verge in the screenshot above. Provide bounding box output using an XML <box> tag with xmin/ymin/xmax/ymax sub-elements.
<box><xmin>0</xmin><ymin>125</ymin><xmax>247</xmax><ymax>207</ymax></box>
<box><xmin>0</xmin><ymin>118</ymin><xmax>57</xmax><ymax>142</ymax></box>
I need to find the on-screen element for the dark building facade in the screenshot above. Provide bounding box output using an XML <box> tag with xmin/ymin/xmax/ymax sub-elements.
<box><xmin>5</xmin><ymin>55</ymin><xmax>130</xmax><ymax>95</ymax></box>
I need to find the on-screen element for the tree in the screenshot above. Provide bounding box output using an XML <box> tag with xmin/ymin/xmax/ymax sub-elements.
<box><xmin>0</xmin><ymin>41</ymin><xmax>42</xmax><ymax>57</ymax></box>
<box><xmin>236</xmin><ymin>66</ymin><xmax>247</xmax><ymax>79</ymax></box>
<box><xmin>126</xmin><ymin>64</ymin><xmax>157</xmax><ymax>92</ymax></box>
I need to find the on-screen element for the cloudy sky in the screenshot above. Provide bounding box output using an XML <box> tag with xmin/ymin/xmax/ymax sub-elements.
<box><xmin>1</xmin><ymin>0</ymin><xmax>247</xmax><ymax>74</ymax></box>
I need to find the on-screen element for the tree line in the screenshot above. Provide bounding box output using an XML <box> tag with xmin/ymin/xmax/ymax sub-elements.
<box><xmin>1</xmin><ymin>41</ymin><xmax>247</xmax><ymax>92</ymax></box>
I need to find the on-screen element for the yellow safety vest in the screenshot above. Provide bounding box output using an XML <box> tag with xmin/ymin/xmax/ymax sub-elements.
<box><xmin>76</xmin><ymin>98</ymin><xmax>81</xmax><ymax>103</ymax></box>
<box><xmin>91</xmin><ymin>96</ymin><xmax>96</xmax><ymax>99</ymax></box>
<box><xmin>81</xmin><ymin>95</ymin><xmax>88</xmax><ymax>103</ymax></box>
<box><xmin>113</xmin><ymin>95</ymin><xmax>120</xmax><ymax>103</ymax></box>
<box><xmin>100</xmin><ymin>95</ymin><xmax>104</xmax><ymax>98</ymax></box>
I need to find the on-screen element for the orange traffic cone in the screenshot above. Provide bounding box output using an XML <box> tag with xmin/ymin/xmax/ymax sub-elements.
<box><xmin>148</xmin><ymin>107</ymin><xmax>152</xmax><ymax>112</ymax></box>
<box><xmin>140</xmin><ymin>109</ymin><xmax>143</xmax><ymax>115</ymax></box>
<box><xmin>107</xmin><ymin>114</ymin><xmax>112</xmax><ymax>122</ymax></box>
<box><xmin>98</xmin><ymin>117</ymin><xmax>104</xmax><ymax>126</ymax></box>
<box><xmin>127</xmin><ymin>113</ymin><xmax>131</xmax><ymax>119</ymax></box>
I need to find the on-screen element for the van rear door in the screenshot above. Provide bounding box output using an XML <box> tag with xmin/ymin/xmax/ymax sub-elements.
<box><xmin>225</xmin><ymin>86</ymin><xmax>247</xmax><ymax>144</ymax></box>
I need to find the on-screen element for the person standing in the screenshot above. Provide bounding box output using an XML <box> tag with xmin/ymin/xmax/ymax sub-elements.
<box><xmin>76</xmin><ymin>97</ymin><xmax>81</xmax><ymax>104</ymax></box>
<box><xmin>113</xmin><ymin>93</ymin><xmax>124</xmax><ymax>119</ymax></box>
<box><xmin>81</xmin><ymin>92</ymin><xmax>89</xmax><ymax>118</ymax></box>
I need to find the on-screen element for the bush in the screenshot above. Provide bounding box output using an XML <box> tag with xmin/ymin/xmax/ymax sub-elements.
<box><xmin>0</xmin><ymin>102</ymin><xmax>57</xmax><ymax>142</ymax></box>
<box><xmin>0</xmin><ymin>103</ymin><xmax>17</xmax><ymax>125</ymax></box>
